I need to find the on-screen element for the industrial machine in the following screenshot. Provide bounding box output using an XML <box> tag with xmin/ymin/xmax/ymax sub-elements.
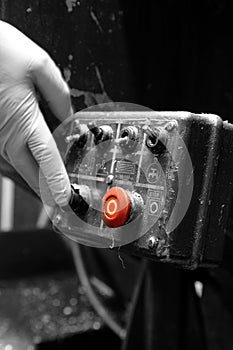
<box><xmin>2</xmin><ymin>1</ymin><xmax>233</xmax><ymax>348</ymax></box>
<box><xmin>2</xmin><ymin>107</ymin><xmax>233</xmax><ymax>349</ymax></box>
<box><xmin>51</xmin><ymin>108</ymin><xmax>233</xmax><ymax>270</ymax></box>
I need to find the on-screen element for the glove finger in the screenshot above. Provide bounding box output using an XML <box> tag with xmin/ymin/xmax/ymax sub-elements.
<box><xmin>4</xmin><ymin>134</ymin><xmax>55</xmax><ymax>206</ymax></box>
<box><xmin>27</xmin><ymin>112</ymin><xmax>71</xmax><ymax>207</ymax></box>
<box><xmin>30</xmin><ymin>52</ymin><xmax>73</xmax><ymax>121</ymax></box>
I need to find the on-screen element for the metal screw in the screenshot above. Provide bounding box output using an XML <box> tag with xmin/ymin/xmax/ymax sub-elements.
<box><xmin>142</xmin><ymin>125</ymin><xmax>159</xmax><ymax>140</ymax></box>
<box><xmin>165</xmin><ymin>120</ymin><xmax>178</xmax><ymax>131</ymax></box>
<box><xmin>73</xmin><ymin>120</ymin><xmax>81</xmax><ymax>132</ymax></box>
<box><xmin>148</xmin><ymin>236</ymin><xmax>159</xmax><ymax>249</ymax></box>
<box><xmin>65</xmin><ymin>134</ymin><xmax>80</xmax><ymax>143</ymax></box>
<box><xmin>106</xmin><ymin>174</ymin><xmax>114</xmax><ymax>185</ymax></box>
<box><xmin>54</xmin><ymin>214</ymin><xmax>62</xmax><ymax>225</ymax></box>
<box><xmin>115</xmin><ymin>136</ymin><xmax>128</xmax><ymax>145</ymax></box>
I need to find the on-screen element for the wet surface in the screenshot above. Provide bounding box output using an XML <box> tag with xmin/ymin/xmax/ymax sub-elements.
<box><xmin>0</xmin><ymin>271</ymin><xmax>103</xmax><ymax>349</ymax></box>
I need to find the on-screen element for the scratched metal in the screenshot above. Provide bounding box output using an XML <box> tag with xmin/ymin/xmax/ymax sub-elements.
<box><xmin>0</xmin><ymin>0</ymin><xmax>135</xmax><ymax>113</ymax></box>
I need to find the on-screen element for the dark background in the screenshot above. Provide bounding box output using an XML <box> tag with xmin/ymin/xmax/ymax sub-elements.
<box><xmin>1</xmin><ymin>0</ymin><xmax>233</xmax><ymax>120</ymax></box>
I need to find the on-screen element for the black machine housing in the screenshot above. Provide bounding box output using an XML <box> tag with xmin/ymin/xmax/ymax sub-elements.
<box><xmin>53</xmin><ymin>111</ymin><xmax>233</xmax><ymax>269</ymax></box>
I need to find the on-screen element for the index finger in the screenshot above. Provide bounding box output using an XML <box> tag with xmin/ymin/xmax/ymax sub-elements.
<box><xmin>30</xmin><ymin>51</ymin><xmax>73</xmax><ymax>122</ymax></box>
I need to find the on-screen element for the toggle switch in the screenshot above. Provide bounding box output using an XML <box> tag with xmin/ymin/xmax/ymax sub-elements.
<box><xmin>87</xmin><ymin>122</ymin><xmax>113</xmax><ymax>145</ymax></box>
<box><xmin>65</xmin><ymin>122</ymin><xmax>88</xmax><ymax>148</ymax></box>
<box><xmin>143</xmin><ymin>125</ymin><xmax>168</xmax><ymax>154</ymax></box>
<box><xmin>87</xmin><ymin>122</ymin><xmax>103</xmax><ymax>141</ymax></box>
<box><xmin>116</xmin><ymin>126</ymin><xmax>139</xmax><ymax>152</ymax></box>
<box><xmin>69</xmin><ymin>184</ymin><xmax>90</xmax><ymax>216</ymax></box>
<box><xmin>65</xmin><ymin>134</ymin><xmax>80</xmax><ymax>143</ymax></box>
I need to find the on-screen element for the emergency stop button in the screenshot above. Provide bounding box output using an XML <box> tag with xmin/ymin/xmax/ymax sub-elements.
<box><xmin>101</xmin><ymin>187</ymin><xmax>131</xmax><ymax>228</ymax></box>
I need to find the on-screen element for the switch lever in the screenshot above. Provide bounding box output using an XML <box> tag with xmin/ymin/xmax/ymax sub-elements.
<box><xmin>88</xmin><ymin>122</ymin><xmax>113</xmax><ymax>145</ymax></box>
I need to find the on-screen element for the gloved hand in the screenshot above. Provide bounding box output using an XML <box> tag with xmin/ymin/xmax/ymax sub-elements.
<box><xmin>0</xmin><ymin>20</ymin><xmax>73</xmax><ymax>207</ymax></box>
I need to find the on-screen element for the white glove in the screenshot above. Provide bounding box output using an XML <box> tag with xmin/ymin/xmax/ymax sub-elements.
<box><xmin>0</xmin><ymin>20</ymin><xmax>73</xmax><ymax>207</ymax></box>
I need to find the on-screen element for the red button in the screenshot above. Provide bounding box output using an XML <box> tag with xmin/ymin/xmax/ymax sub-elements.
<box><xmin>101</xmin><ymin>187</ymin><xmax>131</xmax><ymax>228</ymax></box>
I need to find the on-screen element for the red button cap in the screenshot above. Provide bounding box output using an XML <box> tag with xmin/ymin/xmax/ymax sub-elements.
<box><xmin>101</xmin><ymin>187</ymin><xmax>131</xmax><ymax>228</ymax></box>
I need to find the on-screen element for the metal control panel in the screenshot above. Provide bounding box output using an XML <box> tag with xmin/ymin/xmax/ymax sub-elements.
<box><xmin>53</xmin><ymin>111</ymin><xmax>233</xmax><ymax>269</ymax></box>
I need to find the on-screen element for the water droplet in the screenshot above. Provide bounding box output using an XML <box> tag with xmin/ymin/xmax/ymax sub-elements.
<box><xmin>32</xmin><ymin>287</ymin><xmax>40</xmax><ymax>296</ymax></box>
<box><xmin>93</xmin><ymin>321</ymin><xmax>101</xmax><ymax>330</ymax></box>
<box><xmin>52</xmin><ymin>298</ymin><xmax>60</xmax><ymax>307</ymax></box>
<box><xmin>41</xmin><ymin>314</ymin><xmax>51</xmax><ymax>324</ymax></box>
<box><xmin>63</xmin><ymin>306</ymin><xmax>73</xmax><ymax>316</ymax></box>
<box><xmin>5</xmin><ymin>345</ymin><xmax>13</xmax><ymax>350</ymax></box>
<box><xmin>68</xmin><ymin>316</ymin><xmax>77</xmax><ymax>325</ymax></box>
<box><xmin>70</xmin><ymin>298</ymin><xmax>77</xmax><ymax>306</ymax></box>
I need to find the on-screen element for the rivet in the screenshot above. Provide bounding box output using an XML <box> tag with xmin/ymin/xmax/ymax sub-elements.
<box><xmin>148</xmin><ymin>236</ymin><xmax>158</xmax><ymax>249</ymax></box>
<box><xmin>54</xmin><ymin>214</ymin><xmax>61</xmax><ymax>225</ymax></box>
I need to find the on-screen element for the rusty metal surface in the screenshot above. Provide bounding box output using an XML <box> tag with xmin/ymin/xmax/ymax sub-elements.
<box><xmin>1</xmin><ymin>0</ymin><xmax>233</xmax><ymax>123</ymax></box>
<box><xmin>0</xmin><ymin>0</ymin><xmax>135</xmax><ymax>113</ymax></box>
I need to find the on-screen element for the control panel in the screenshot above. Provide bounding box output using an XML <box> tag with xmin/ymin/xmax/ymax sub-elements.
<box><xmin>52</xmin><ymin>111</ymin><xmax>233</xmax><ymax>269</ymax></box>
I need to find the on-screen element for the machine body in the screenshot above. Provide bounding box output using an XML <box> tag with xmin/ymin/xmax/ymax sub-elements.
<box><xmin>53</xmin><ymin>111</ymin><xmax>233</xmax><ymax>269</ymax></box>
